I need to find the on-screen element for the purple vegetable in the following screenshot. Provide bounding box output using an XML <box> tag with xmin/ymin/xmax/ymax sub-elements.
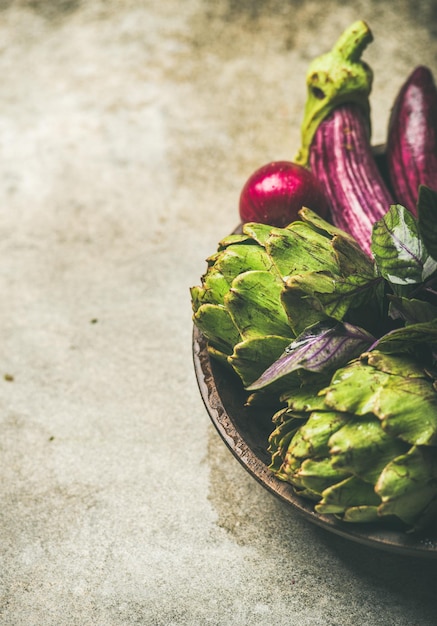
<box><xmin>246</xmin><ymin>320</ymin><xmax>375</xmax><ymax>391</ymax></box>
<box><xmin>386</xmin><ymin>65</ymin><xmax>437</xmax><ymax>216</ymax></box>
<box><xmin>239</xmin><ymin>160</ymin><xmax>330</xmax><ymax>227</ymax></box>
<box><xmin>308</xmin><ymin>103</ymin><xmax>394</xmax><ymax>256</ymax></box>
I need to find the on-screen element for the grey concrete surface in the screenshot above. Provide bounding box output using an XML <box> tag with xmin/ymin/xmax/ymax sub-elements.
<box><xmin>0</xmin><ymin>1</ymin><xmax>436</xmax><ymax>624</ymax></box>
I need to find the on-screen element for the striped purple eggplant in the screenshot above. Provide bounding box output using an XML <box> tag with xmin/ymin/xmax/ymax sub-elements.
<box><xmin>386</xmin><ymin>65</ymin><xmax>437</xmax><ymax>216</ymax></box>
<box><xmin>308</xmin><ymin>102</ymin><xmax>394</xmax><ymax>256</ymax></box>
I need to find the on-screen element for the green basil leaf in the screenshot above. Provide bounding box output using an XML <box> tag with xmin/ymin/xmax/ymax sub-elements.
<box><xmin>372</xmin><ymin>204</ymin><xmax>429</xmax><ymax>285</ymax></box>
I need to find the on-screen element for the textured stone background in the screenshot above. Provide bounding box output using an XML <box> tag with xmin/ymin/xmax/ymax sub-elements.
<box><xmin>0</xmin><ymin>1</ymin><xmax>436</xmax><ymax>624</ymax></box>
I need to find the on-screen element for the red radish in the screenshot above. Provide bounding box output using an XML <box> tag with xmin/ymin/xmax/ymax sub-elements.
<box><xmin>239</xmin><ymin>160</ymin><xmax>330</xmax><ymax>227</ymax></box>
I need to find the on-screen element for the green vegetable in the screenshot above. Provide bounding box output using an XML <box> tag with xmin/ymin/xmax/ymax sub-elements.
<box><xmin>294</xmin><ymin>22</ymin><xmax>393</xmax><ymax>256</ymax></box>
<box><xmin>190</xmin><ymin>208</ymin><xmax>377</xmax><ymax>395</ymax></box>
<box><xmin>268</xmin><ymin>350</ymin><xmax>437</xmax><ymax>530</ymax></box>
<box><xmin>295</xmin><ymin>20</ymin><xmax>373</xmax><ymax>167</ymax></box>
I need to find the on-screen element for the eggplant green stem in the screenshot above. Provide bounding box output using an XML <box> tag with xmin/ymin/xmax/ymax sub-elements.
<box><xmin>294</xmin><ymin>20</ymin><xmax>374</xmax><ymax>166</ymax></box>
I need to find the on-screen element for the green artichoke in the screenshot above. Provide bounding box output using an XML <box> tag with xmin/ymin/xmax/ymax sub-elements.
<box><xmin>191</xmin><ymin>208</ymin><xmax>378</xmax><ymax>396</ymax></box>
<box><xmin>269</xmin><ymin>350</ymin><xmax>437</xmax><ymax>530</ymax></box>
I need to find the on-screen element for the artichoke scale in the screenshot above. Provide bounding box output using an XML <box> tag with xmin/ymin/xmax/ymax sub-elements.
<box><xmin>376</xmin><ymin>446</ymin><xmax>437</xmax><ymax>526</ymax></box>
<box><xmin>190</xmin><ymin>269</ymin><xmax>230</xmax><ymax>311</ymax></box>
<box><xmin>362</xmin><ymin>350</ymin><xmax>428</xmax><ymax>377</ymax></box>
<box><xmin>281</xmin><ymin>383</ymin><xmax>330</xmax><ymax>411</ymax></box>
<box><xmin>225</xmin><ymin>270</ymin><xmax>292</xmax><ymax>340</ymax></box>
<box><xmin>193</xmin><ymin>303</ymin><xmax>241</xmax><ymax>356</ymax></box>
<box><xmin>242</xmin><ymin>222</ymin><xmax>278</xmax><ymax>246</ymax></box>
<box><xmin>323</xmin><ymin>359</ymin><xmax>390</xmax><ymax>415</ymax></box>
<box><xmin>214</xmin><ymin>244</ymin><xmax>277</xmax><ymax>283</ymax></box>
<box><xmin>293</xmin><ymin>457</ymin><xmax>350</xmax><ymax>499</ymax></box>
<box><xmin>316</xmin><ymin>475</ymin><xmax>381</xmax><ymax>515</ymax></box>
<box><xmin>268</xmin><ymin>416</ymin><xmax>303</xmax><ymax>473</ymax></box>
<box><xmin>331</xmin><ymin>232</ymin><xmax>375</xmax><ymax>277</ymax></box>
<box><xmin>328</xmin><ymin>416</ymin><xmax>408</xmax><ymax>483</ymax></box>
<box><xmin>264</xmin><ymin>222</ymin><xmax>340</xmax><ymax>277</ymax></box>
<box><xmin>217</xmin><ymin>232</ymin><xmax>251</xmax><ymax>249</ymax></box>
<box><xmin>290</xmin><ymin>410</ymin><xmax>349</xmax><ymax>459</ymax></box>
<box><xmin>228</xmin><ymin>334</ymin><xmax>293</xmax><ymax>388</ymax></box>
<box><xmin>341</xmin><ymin>505</ymin><xmax>380</xmax><ymax>523</ymax></box>
<box><xmin>376</xmin><ymin>376</ymin><xmax>437</xmax><ymax>446</ymax></box>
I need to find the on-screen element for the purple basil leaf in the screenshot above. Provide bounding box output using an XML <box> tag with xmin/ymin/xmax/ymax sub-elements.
<box><xmin>246</xmin><ymin>320</ymin><xmax>375</xmax><ymax>391</ymax></box>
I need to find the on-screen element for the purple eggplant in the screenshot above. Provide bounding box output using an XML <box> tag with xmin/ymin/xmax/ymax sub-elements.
<box><xmin>386</xmin><ymin>65</ymin><xmax>437</xmax><ymax>216</ymax></box>
<box><xmin>308</xmin><ymin>102</ymin><xmax>394</xmax><ymax>256</ymax></box>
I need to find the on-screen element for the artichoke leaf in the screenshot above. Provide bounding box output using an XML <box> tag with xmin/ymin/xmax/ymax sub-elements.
<box><xmin>362</xmin><ymin>350</ymin><xmax>429</xmax><ymax>378</ymax></box>
<box><xmin>266</xmin><ymin>222</ymin><xmax>340</xmax><ymax>277</ymax></box>
<box><xmin>298</xmin><ymin>206</ymin><xmax>364</xmax><ymax>248</ymax></box>
<box><xmin>228</xmin><ymin>335</ymin><xmax>293</xmax><ymax>389</ymax></box>
<box><xmin>281</xmin><ymin>284</ymin><xmax>329</xmax><ymax>336</ymax></box>
<box><xmin>193</xmin><ymin>303</ymin><xmax>241</xmax><ymax>356</ymax></box>
<box><xmin>206</xmin><ymin>345</ymin><xmax>231</xmax><ymax>365</ymax></box>
<box><xmin>271</xmin><ymin>405</ymin><xmax>302</xmax><ymax>426</ymax></box>
<box><xmin>224</xmin><ymin>270</ymin><xmax>293</xmax><ymax>339</ymax></box>
<box><xmin>331</xmin><ymin>233</ymin><xmax>375</xmax><ymax>278</ymax></box>
<box><xmin>242</xmin><ymin>222</ymin><xmax>277</xmax><ymax>247</ymax></box>
<box><xmin>376</xmin><ymin>446</ymin><xmax>437</xmax><ymax>526</ymax></box>
<box><xmin>328</xmin><ymin>416</ymin><xmax>407</xmax><ymax>483</ymax></box>
<box><xmin>325</xmin><ymin>354</ymin><xmax>437</xmax><ymax>445</ymax></box>
<box><xmin>324</xmin><ymin>359</ymin><xmax>390</xmax><ymax>415</ymax></box>
<box><xmin>268</xmin><ymin>417</ymin><xmax>303</xmax><ymax>473</ymax></box>
<box><xmin>316</xmin><ymin>475</ymin><xmax>380</xmax><ymax>515</ymax></box>
<box><xmin>244</xmin><ymin>390</ymin><xmax>287</xmax><ymax>410</ymax></box>
<box><xmin>341</xmin><ymin>505</ymin><xmax>380</xmax><ymax>523</ymax></box>
<box><xmin>289</xmin><ymin>410</ymin><xmax>350</xmax><ymax>459</ymax></box>
<box><xmin>214</xmin><ymin>244</ymin><xmax>277</xmax><ymax>282</ymax></box>
<box><xmin>274</xmin><ymin>449</ymin><xmax>303</xmax><ymax>484</ymax></box>
<box><xmin>217</xmin><ymin>232</ymin><xmax>251</xmax><ymax>249</ymax></box>
<box><xmin>225</xmin><ymin>270</ymin><xmax>292</xmax><ymax>340</ymax></box>
<box><xmin>293</xmin><ymin>457</ymin><xmax>350</xmax><ymax>498</ymax></box>
<box><xmin>269</xmin><ymin>414</ymin><xmax>304</xmax><ymax>451</ymax></box>
<box><xmin>376</xmin><ymin>376</ymin><xmax>437</xmax><ymax>446</ymax></box>
<box><xmin>280</xmin><ymin>382</ymin><xmax>331</xmax><ymax>412</ymax></box>
<box><xmin>190</xmin><ymin>269</ymin><xmax>230</xmax><ymax>311</ymax></box>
